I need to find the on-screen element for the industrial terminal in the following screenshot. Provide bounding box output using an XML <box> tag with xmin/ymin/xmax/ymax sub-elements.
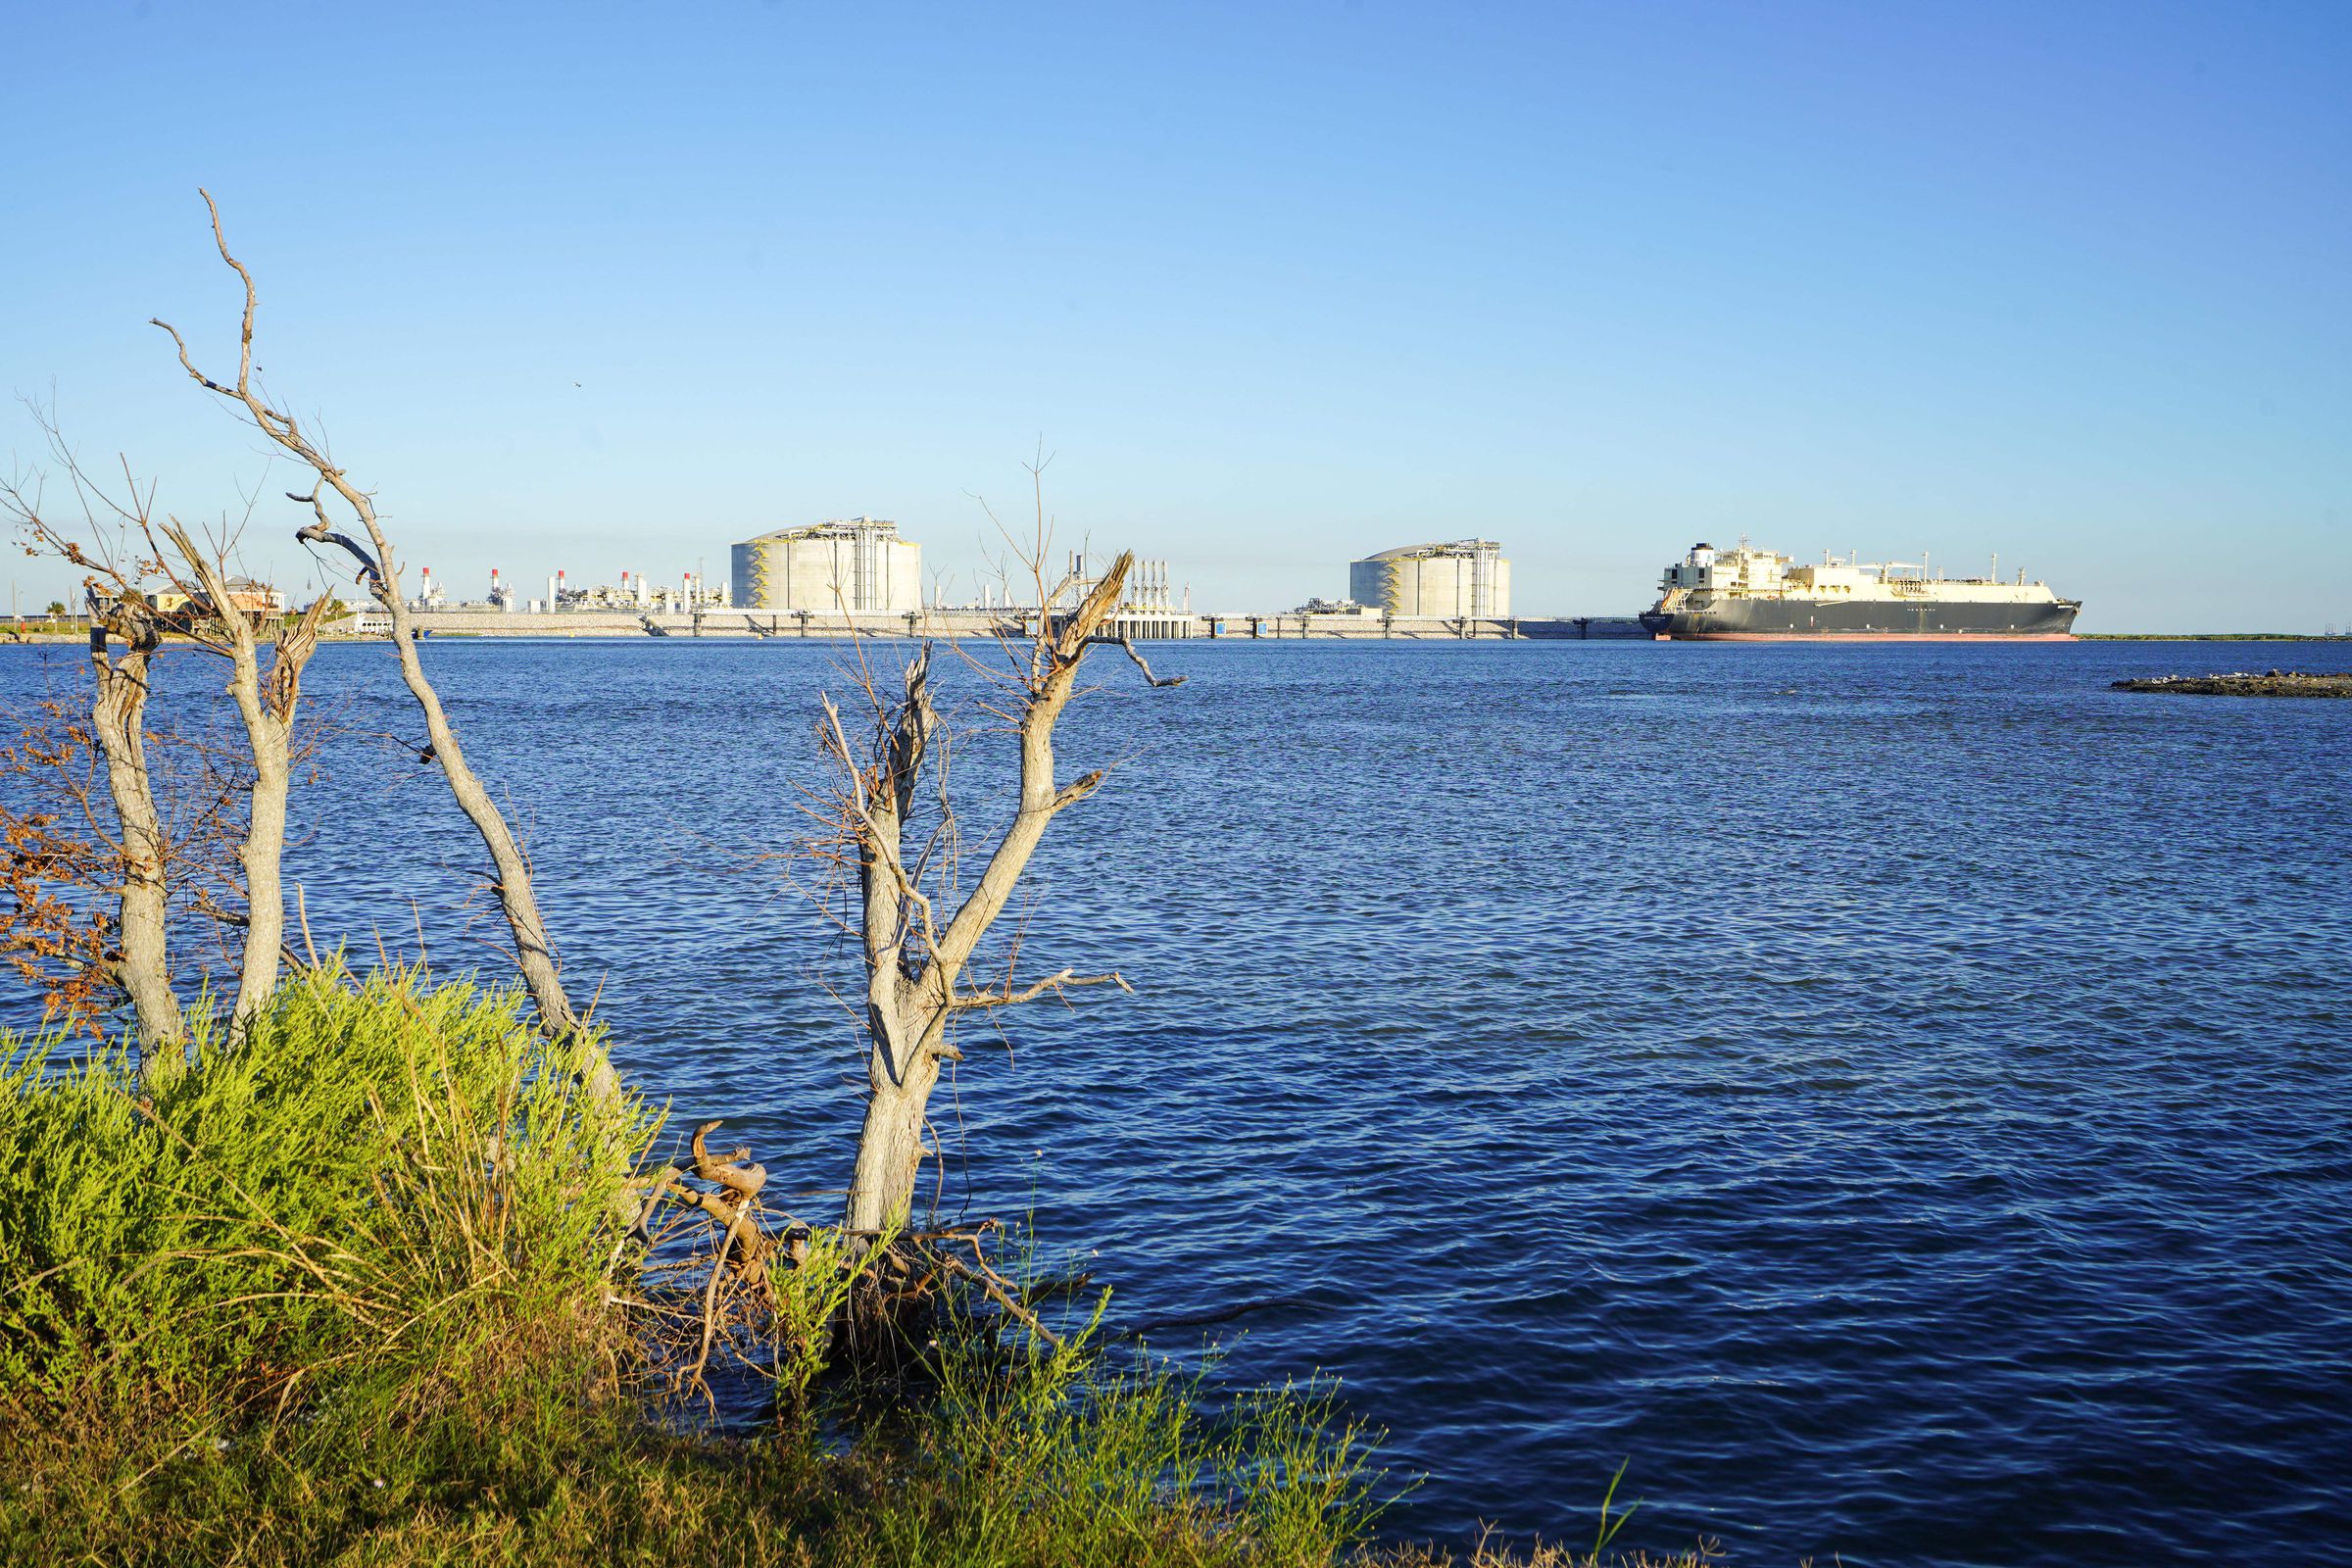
<box><xmin>343</xmin><ymin>519</ymin><xmax>1646</xmax><ymax>640</ymax></box>
<box><xmin>30</xmin><ymin>514</ymin><xmax>2077</xmax><ymax>645</ymax></box>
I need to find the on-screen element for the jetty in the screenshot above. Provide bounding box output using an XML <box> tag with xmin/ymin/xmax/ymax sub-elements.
<box><xmin>2112</xmin><ymin>669</ymin><xmax>2352</xmax><ymax>699</ymax></box>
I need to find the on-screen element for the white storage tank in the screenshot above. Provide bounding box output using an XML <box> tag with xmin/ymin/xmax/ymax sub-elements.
<box><xmin>731</xmin><ymin>517</ymin><xmax>922</xmax><ymax>612</ymax></box>
<box><xmin>1348</xmin><ymin>540</ymin><xmax>1510</xmax><ymax>618</ymax></box>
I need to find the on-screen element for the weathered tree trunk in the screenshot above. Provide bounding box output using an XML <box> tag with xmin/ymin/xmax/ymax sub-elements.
<box><xmin>838</xmin><ymin>648</ymin><xmax>947</xmax><ymax>1236</ymax></box>
<box><xmin>235</xmin><ymin>720</ymin><xmax>289</xmax><ymax>1026</ymax></box>
<box><xmin>845</xmin><ymin>1063</ymin><xmax>943</xmax><ymax>1236</ymax></box>
<box><xmin>359</xmin><ymin>552</ymin><xmax>621</xmax><ymax>1107</ymax></box>
<box><xmin>85</xmin><ymin>612</ymin><xmax>181</xmax><ymax>1082</ymax></box>
<box><xmin>167</xmin><ymin>522</ymin><xmax>328</xmax><ymax>1041</ymax></box>
<box><xmin>828</xmin><ymin>552</ymin><xmax>1179</xmax><ymax>1236</ymax></box>
<box><xmin>374</xmin><ymin>580</ymin><xmax>601</xmax><ymax>1075</ymax></box>
<box><xmin>152</xmin><ymin>190</ymin><xmax>617</xmax><ymax>1108</ymax></box>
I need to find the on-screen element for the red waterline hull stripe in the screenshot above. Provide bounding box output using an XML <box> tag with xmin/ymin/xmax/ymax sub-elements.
<box><xmin>1659</xmin><ymin>632</ymin><xmax>2080</xmax><ymax>642</ymax></box>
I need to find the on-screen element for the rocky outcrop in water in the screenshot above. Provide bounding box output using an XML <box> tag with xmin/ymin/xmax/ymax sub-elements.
<box><xmin>2112</xmin><ymin>669</ymin><xmax>2352</xmax><ymax>698</ymax></box>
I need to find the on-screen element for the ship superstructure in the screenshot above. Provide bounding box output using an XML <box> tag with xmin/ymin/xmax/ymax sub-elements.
<box><xmin>1640</xmin><ymin>541</ymin><xmax>2080</xmax><ymax>640</ymax></box>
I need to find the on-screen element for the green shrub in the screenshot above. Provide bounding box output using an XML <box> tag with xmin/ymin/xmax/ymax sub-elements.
<box><xmin>0</xmin><ymin>965</ymin><xmax>649</xmax><ymax>1410</ymax></box>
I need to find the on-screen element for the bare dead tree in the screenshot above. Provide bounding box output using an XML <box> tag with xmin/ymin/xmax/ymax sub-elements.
<box><xmin>80</xmin><ymin>593</ymin><xmax>178</xmax><ymax>1075</ymax></box>
<box><xmin>815</xmin><ymin>521</ymin><xmax>1183</xmax><ymax>1239</ymax></box>
<box><xmin>159</xmin><ymin>520</ymin><xmax>330</xmax><ymax>1039</ymax></box>
<box><xmin>1</xmin><ymin>667</ymin><xmax>320</xmax><ymax>1052</ymax></box>
<box><xmin>6</xmin><ymin>424</ymin><xmax>340</xmax><ymax>1062</ymax></box>
<box><xmin>4</xmin><ymin>464</ymin><xmax>185</xmax><ymax>1076</ymax></box>
<box><xmin>147</xmin><ymin>189</ymin><xmax>614</xmax><ymax>1103</ymax></box>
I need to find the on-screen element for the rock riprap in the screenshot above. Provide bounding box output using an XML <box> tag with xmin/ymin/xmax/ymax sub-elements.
<box><xmin>2112</xmin><ymin>669</ymin><xmax>2352</xmax><ymax>698</ymax></box>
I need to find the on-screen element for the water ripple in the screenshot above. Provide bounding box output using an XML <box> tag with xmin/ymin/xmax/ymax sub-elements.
<box><xmin>7</xmin><ymin>636</ymin><xmax>2350</xmax><ymax>1563</ymax></box>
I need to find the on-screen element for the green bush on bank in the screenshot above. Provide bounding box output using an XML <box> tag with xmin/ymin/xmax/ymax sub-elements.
<box><xmin>0</xmin><ymin>965</ymin><xmax>646</xmax><ymax>1409</ymax></box>
<box><xmin>0</xmin><ymin>971</ymin><xmax>1454</xmax><ymax>1567</ymax></box>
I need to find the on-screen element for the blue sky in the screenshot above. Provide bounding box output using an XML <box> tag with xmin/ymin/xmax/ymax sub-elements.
<box><xmin>4</xmin><ymin>0</ymin><xmax>2347</xmax><ymax>629</ymax></box>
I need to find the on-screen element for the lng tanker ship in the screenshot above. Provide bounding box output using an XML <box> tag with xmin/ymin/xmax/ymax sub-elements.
<box><xmin>1639</xmin><ymin>541</ymin><xmax>2080</xmax><ymax>640</ymax></box>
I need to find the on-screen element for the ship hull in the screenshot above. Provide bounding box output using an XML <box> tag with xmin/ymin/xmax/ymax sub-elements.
<box><xmin>1640</xmin><ymin>596</ymin><xmax>2080</xmax><ymax>640</ymax></box>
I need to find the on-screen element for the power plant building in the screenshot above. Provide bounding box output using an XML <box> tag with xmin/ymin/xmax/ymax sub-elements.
<box><xmin>731</xmin><ymin>517</ymin><xmax>921</xmax><ymax>613</ymax></box>
<box><xmin>1348</xmin><ymin>540</ymin><xmax>1510</xmax><ymax>618</ymax></box>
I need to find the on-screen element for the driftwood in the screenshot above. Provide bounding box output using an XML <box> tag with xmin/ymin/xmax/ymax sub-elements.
<box><xmin>936</xmin><ymin>1246</ymin><xmax>1063</xmax><ymax>1350</ymax></box>
<box><xmin>631</xmin><ymin>1113</ymin><xmax>1068</xmax><ymax>1394</ymax></box>
<box><xmin>628</xmin><ymin>1120</ymin><xmax>797</xmax><ymax>1391</ymax></box>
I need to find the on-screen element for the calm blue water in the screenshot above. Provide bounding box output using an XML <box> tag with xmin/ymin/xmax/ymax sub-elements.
<box><xmin>8</xmin><ymin>636</ymin><xmax>2351</xmax><ymax>1563</ymax></box>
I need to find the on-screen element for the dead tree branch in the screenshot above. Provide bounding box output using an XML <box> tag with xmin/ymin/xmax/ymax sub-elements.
<box><xmin>149</xmin><ymin>189</ymin><xmax>611</xmax><ymax>1102</ymax></box>
<box><xmin>1087</xmin><ymin>634</ymin><xmax>1189</xmax><ymax>688</ymax></box>
<box><xmin>950</xmin><ymin>967</ymin><xmax>1133</xmax><ymax>1012</ymax></box>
